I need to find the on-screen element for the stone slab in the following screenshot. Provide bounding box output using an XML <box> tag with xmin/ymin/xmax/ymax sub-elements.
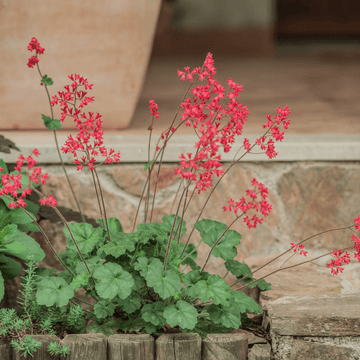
<box><xmin>1</xmin><ymin>132</ymin><xmax>360</xmax><ymax>163</ymax></box>
<box><xmin>264</xmin><ymin>293</ymin><xmax>360</xmax><ymax>360</ymax></box>
<box><xmin>264</xmin><ymin>293</ymin><xmax>360</xmax><ymax>336</ymax></box>
<box><xmin>290</xmin><ymin>340</ymin><xmax>356</xmax><ymax>360</ymax></box>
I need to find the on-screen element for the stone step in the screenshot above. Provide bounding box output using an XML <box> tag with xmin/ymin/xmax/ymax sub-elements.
<box><xmin>262</xmin><ymin>293</ymin><xmax>360</xmax><ymax>360</ymax></box>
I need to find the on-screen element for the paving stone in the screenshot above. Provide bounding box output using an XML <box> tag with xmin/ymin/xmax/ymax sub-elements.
<box><xmin>290</xmin><ymin>340</ymin><xmax>356</xmax><ymax>360</ymax></box>
<box><xmin>265</xmin><ymin>293</ymin><xmax>360</xmax><ymax>336</ymax></box>
<box><xmin>264</xmin><ymin>293</ymin><xmax>360</xmax><ymax>360</ymax></box>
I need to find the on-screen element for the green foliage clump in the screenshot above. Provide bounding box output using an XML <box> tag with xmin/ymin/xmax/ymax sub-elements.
<box><xmin>29</xmin><ymin>215</ymin><xmax>270</xmax><ymax>340</ymax></box>
<box><xmin>0</xmin><ymin>255</ymin><xmax>86</xmax><ymax>358</ymax></box>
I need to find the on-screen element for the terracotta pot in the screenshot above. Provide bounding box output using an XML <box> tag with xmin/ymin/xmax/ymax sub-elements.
<box><xmin>0</xmin><ymin>0</ymin><xmax>162</xmax><ymax>130</ymax></box>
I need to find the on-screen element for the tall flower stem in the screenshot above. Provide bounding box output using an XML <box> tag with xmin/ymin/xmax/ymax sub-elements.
<box><xmin>230</xmin><ymin>223</ymin><xmax>356</xmax><ymax>288</ymax></box>
<box><xmin>93</xmin><ymin>168</ymin><xmax>111</xmax><ymax>241</ymax></box>
<box><xmin>135</xmin><ymin>60</ymin><xmax>208</xmax><ymax>229</ymax></box>
<box><xmin>35</xmin><ymin>62</ymin><xmax>85</xmax><ymax>223</ymax></box>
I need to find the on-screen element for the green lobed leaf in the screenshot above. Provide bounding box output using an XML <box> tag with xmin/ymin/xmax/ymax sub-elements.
<box><xmin>117</xmin><ymin>294</ymin><xmax>142</xmax><ymax>314</ymax></box>
<box><xmin>141</xmin><ymin>302</ymin><xmax>166</xmax><ymax>326</ymax></box>
<box><xmin>236</xmin><ymin>273</ymin><xmax>272</xmax><ymax>291</ymax></box>
<box><xmin>40</xmin><ymin>75</ymin><xmax>53</xmax><ymax>86</ymax></box>
<box><xmin>136</xmin><ymin>223</ymin><xmax>168</xmax><ymax>244</ymax></box>
<box><xmin>163</xmin><ymin>300</ymin><xmax>198</xmax><ymax>329</ymax></box>
<box><xmin>224</xmin><ymin>259</ymin><xmax>252</xmax><ymax>278</ymax></box>
<box><xmin>182</xmin><ymin>270</ymin><xmax>210</xmax><ymax>287</ymax></box>
<box><xmin>87</xmin><ymin>317</ymin><xmax>118</xmax><ymax>337</ymax></box>
<box><xmin>35</xmin><ymin>276</ymin><xmax>75</xmax><ymax>307</ymax></box>
<box><xmin>32</xmin><ymin>267</ymin><xmax>58</xmax><ymax>285</ymax></box>
<box><xmin>207</xmin><ymin>304</ymin><xmax>241</xmax><ymax>329</ymax></box>
<box><xmin>131</xmin><ymin>272</ymin><xmax>145</xmax><ymax>291</ymax></box>
<box><xmin>230</xmin><ymin>290</ymin><xmax>263</xmax><ymax>314</ymax></box>
<box><xmin>194</xmin><ymin>219</ymin><xmax>241</xmax><ymax>260</ymax></box>
<box><xmin>134</xmin><ymin>257</ymin><xmax>163</xmax><ymax>282</ymax></box>
<box><xmin>180</xmin><ymin>257</ymin><xmax>201</xmax><ymax>271</ymax></box>
<box><xmin>0</xmin><ymin>238</ymin><xmax>27</xmax><ymax>255</ymax></box>
<box><xmin>143</xmin><ymin>322</ymin><xmax>157</xmax><ymax>334</ymax></box>
<box><xmin>160</xmin><ymin>214</ymin><xmax>187</xmax><ymax>239</ymax></box>
<box><xmin>42</xmin><ymin>114</ymin><xmax>62</xmax><ymax>130</ymax></box>
<box><xmin>74</xmin><ymin>256</ymin><xmax>105</xmax><ymax>275</ymax></box>
<box><xmin>152</xmin><ymin>270</ymin><xmax>182</xmax><ymax>300</ymax></box>
<box><xmin>69</xmin><ymin>272</ymin><xmax>91</xmax><ymax>291</ymax></box>
<box><xmin>93</xmin><ymin>262</ymin><xmax>134</xmax><ymax>300</ymax></box>
<box><xmin>93</xmin><ymin>299</ymin><xmax>116</xmax><ymax>319</ymax></box>
<box><xmin>251</xmin><ymin>278</ymin><xmax>271</xmax><ymax>291</ymax></box>
<box><xmin>119</xmin><ymin>317</ymin><xmax>145</xmax><ymax>332</ymax></box>
<box><xmin>189</xmin><ymin>317</ymin><xmax>232</xmax><ymax>340</ymax></box>
<box><xmin>63</xmin><ymin>222</ymin><xmax>104</xmax><ymax>257</ymax></box>
<box><xmin>179</xmin><ymin>242</ymin><xmax>197</xmax><ymax>261</ymax></box>
<box><xmin>96</xmin><ymin>217</ymin><xmax>123</xmax><ymax>236</ymax></box>
<box><xmin>193</xmin><ymin>274</ymin><xmax>231</xmax><ymax>305</ymax></box>
<box><xmin>224</xmin><ymin>259</ymin><xmax>271</xmax><ymax>291</ymax></box>
<box><xmin>97</xmin><ymin>233</ymin><xmax>135</xmax><ymax>258</ymax></box>
<box><xmin>133</xmin><ymin>257</ymin><xmax>182</xmax><ymax>299</ymax></box>
<box><xmin>182</xmin><ymin>269</ymin><xmax>210</xmax><ymax>299</ymax></box>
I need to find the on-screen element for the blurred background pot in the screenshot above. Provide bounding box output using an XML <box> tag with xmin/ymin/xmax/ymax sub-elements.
<box><xmin>0</xmin><ymin>0</ymin><xmax>162</xmax><ymax>130</ymax></box>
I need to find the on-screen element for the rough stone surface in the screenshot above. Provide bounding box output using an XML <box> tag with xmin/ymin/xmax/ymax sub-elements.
<box><xmin>264</xmin><ymin>294</ymin><xmax>360</xmax><ymax>360</ymax></box>
<box><xmin>290</xmin><ymin>340</ymin><xmax>356</xmax><ymax>360</ymax></box>
<box><xmin>265</xmin><ymin>293</ymin><xmax>360</xmax><ymax>336</ymax></box>
<box><xmin>34</xmin><ymin>161</ymin><xmax>360</xmax><ymax>263</ymax></box>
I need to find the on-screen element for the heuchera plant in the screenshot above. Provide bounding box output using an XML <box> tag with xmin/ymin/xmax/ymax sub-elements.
<box><xmin>1</xmin><ymin>38</ymin><xmax>360</xmax><ymax>357</ymax></box>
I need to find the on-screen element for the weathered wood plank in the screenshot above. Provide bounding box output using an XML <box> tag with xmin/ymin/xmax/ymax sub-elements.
<box><xmin>108</xmin><ymin>334</ymin><xmax>154</xmax><ymax>360</ymax></box>
<box><xmin>248</xmin><ymin>343</ymin><xmax>271</xmax><ymax>360</ymax></box>
<box><xmin>202</xmin><ymin>333</ymin><xmax>248</xmax><ymax>360</ymax></box>
<box><xmin>62</xmin><ymin>333</ymin><xmax>107</xmax><ymax>360</ymax></box>
<box><xmin>156</xmin><ymin>333</ymin><xmax>202</xmax><ymax>360</ymax></box>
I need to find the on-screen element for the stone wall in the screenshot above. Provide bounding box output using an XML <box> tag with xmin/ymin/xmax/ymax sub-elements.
<box><xmin>2</xmin><ymin>160</ymin><xmax>360</xmax><ymax>313</ymax></box>
<box><xmin>32</xmin><ymin>160</ymin><xmax>360</xmax><ymax>273</ymax></box>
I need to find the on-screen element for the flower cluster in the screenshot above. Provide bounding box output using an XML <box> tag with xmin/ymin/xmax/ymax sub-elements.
<box><xmin>49</xmin><ymin>73</ymin><xmax>120</xmax><ymax>171</ymax></box>
<box><xmin>223</xmin><ymin>178</ymin><xmax>272</xmax><ymax>229</ymax></box>
<box><xmin>245</xmin><ymin>105</ymin><xmax>291</xmax><ymax>159</ymax></box>
<box><xmin>172</xmin><ymin>53</ymin><xmax>290</xmax><ymax>194</ymax></box>
<box><xmin>149</xmin><ymin>99</ymin><xmax>159</xmax><ymax>119</ymax></box>
<box><xmin>27</xmin><ymin>37</ymin><xmax>45</xmax><ymax>68</ymax></box>
<box><xmin>327</xmin><ymin>249</ymin><xmax>350</xmax><ymax>275</ymax></box>
<box><xmin>28</xmin><ymin>38</ymin><xmax>121</xmax><ymax>172</ymax></box>
<box><xmin>327</xmin><ymin>216</ymin><xmax>360</xmax><ymax>275</ymax></box>
<box><xmin>290</xmin><ymin>242</ymin><xmax>308</xmax><ymax>256</ymax></box>
<box><xmin>0</xmin><ymin>149</ymin><xmax>56</xmax><ymax>208</ymax></box>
